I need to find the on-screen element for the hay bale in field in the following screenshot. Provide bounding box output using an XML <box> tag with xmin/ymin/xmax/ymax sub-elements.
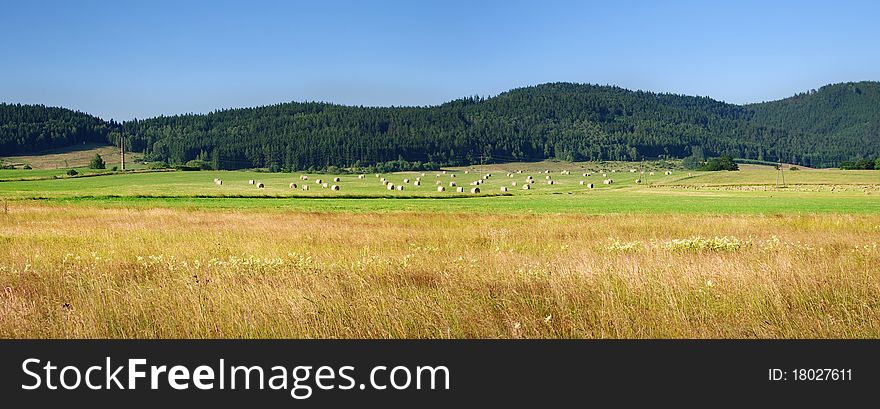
<box><xmin>526</xmin><ymin>175</ymin><xmax>533</xmax><ymax>180</ymax></box>
<box><xmin>523</xmin><ymin>184</ymin><xmax>530</xmax><ymax>190</ymax></box>
<box><xmin>630</xmin><ymin>169</ymin><xmax>636</xmax><ymax>173</ymax></box>
<box><xmin>507</xmin><ymin>173</ymin><xmax>512</xmax><ymax>177</ymax></box>
<box><xmin>333</xmin><ymin>177</ymin><xmax>341</xmax><ymax>182</ymax></box>
<box><xmin>315</xmin><ymin>179</ymin><xmax>323</xmax><ymax>184</ymax></box>
<box><xmin>516</xmin><ymin>170</ymin><xmax>522</xmax><ymax>173</ymax></box>
<box><xmin>511</xmin><ymin>181</ymin><xmax>517</xmax><ymax>186</ymax></box>
<box><xmin>456</xmin><ymin>186</ymin><xmax>464</xmax><ymax>193</ymax></box>
<box><xmin>380</xmin><ymin>178</ymin><xmax>387</xmax><ymax>183</ymax></box>
<box><xmin>603</xmin><ymin>179</ymin><xmax>613</xmax><ymax>185</ymax></box>
<box><xmin>421</xmin><ymin>173</ymin><xmax>426</xmax><ymax>177</ymax></box>
<box><xmin>545</xmin><ymin>175</ymin><xmax>552</xmax><ymax>180</ymax></box>
<box><xmin>579</xmin><ymin>180</ymin><xmax>585</xmax><ymax>185</ymax></box>
<box><xmin>450</xmin><ymin>174</ymin><xmax>456</xmax><ymax>178</ymax></box>
<box><xmin>435</xmin><ymin>180</ymin><xmax>442</xmax><ymax>185</ymax></box>
<box><xmin>302</xmin><ymin>185</ymin><xmax>309</xmax><ymax>191</ymax></box>
<box><xmin>602</xmin><ymin>173</ymin><xmax>607</xmax><ymax>177</ymax></box>
<box><xmin>358</xmin><ymin>174</ymin><xmax>365</xmax><ymax>179</ymax></box>
<box><xmin>500</xmin><ymin>186</ymin><xmax>508</xmax><ymax>192</ymax></box>
<box><xmin>215</xmin><ymin>179</ymin><xmax>223</xmax><ymax>186</ymax></box>
<box><xmin>688</xmin><ymin>173</ymin><xmax>692</xmax><ymax>177</ymax></box>
<box><xmin>587</xmin><ymin>183</ymin><xmax>594</xmax><ymax>189</ymax></box>
<box><xmin>256</xmin><ymin>182</ymin><xmax>264</xmax><ymax>188</ymax></box>
<box><xmin>612</xmin><ymin>169</ymin><xmax>617</xmax><ymax>173</ymax></box>
<box><xmin>547</xmin><ymin>180</ymin><xmax>554</xmax><ymax>185</ymax></box>
<box><xmin>322</xmin><ymin>183</ymin><xmax>329</xmax><ymax>188</ymax></box>
<box><xmin>443</xmin><ymin>170</ymin><xmax>447</xmax><ymax>174</ymax></box>
<box><xmin>449</xmin><ymin>181</ymin><xmax>457</xmax><ymax>187</ymax></box>
<box><xmin>248</xmin><ymin>179</ymin><xmax>255</xmax><ymax>185</ymax></box>
<box><xmin>471</xmin><ymin>187</ymin><xmax>480</xmax><ymax>194</ymax></box>
<box><xmin>289</xmin><ymin>183</ymin><xmax>297</xmax><ymax>189</ymax></box>
<box><xmin>331</xmin><ymin>185</ymin><xmax>339</xmax><ymax>191</ymax></box>
<box><xmin>414</xmin><ymin>180</ymin><xmax>421</xmax><ymax>186</ymax></box>
<box><xmin>301</xmin><ymin>175</ymin><xmax>309</xmax><ymax>180</ymax></box>
<box><xmin>635</xmin><ymin>179</ymin><xmax>641</xmax><ymax>184</ymax></box>
<box><xmin>397</xmin><ymin>185</ymin><xmax>404</xmax><ymax>191</ymax></box>
<box><xmin>375</xmin><ymin>174</ymin><xmax>380</xmax><ymax>177</ymax></box>
<box><xmin>464</xmin><ymin>170</ymin><xmax>469</xmax><ymax>174</ymax></box>
<box><xmin>415</xmin><ymin>177</ymin><xmax>421</xmax><ymax>181</ymax></box>
<box><xmin>665</xmin><ymin>171</ymin><xmax>672</xmax><ymax>175</ymax></box>
<box><xmin>403</xmin><ymin>178</ymin><xmax>410</xmax><ymax>184</ymax></box>
<box><xmin>649</xmin><ymin>172</ymin><xmax>655</xmax><ymax>176</ymax></box>
<box><xmin>483</xmin><ymin>174</ymin><xmax>490</xmax><ymax>180</ymax></box>
<box><xmin>387</xmin><ymin>183</ymin><xmax>395</xmax><ymax>190</ymax></box>
<box><xmin>437</xmin><ymin>186</ymin><xmax>445</xmax><ymax>192</ymax></box>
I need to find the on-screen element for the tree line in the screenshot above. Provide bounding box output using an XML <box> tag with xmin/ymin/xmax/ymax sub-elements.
<box><xmin>3</xmin><ymin>81</ymin><xmax>879</xmax><ymax>170</ymax></box>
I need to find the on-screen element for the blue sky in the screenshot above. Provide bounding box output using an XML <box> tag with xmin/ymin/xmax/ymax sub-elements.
<box><xmin>1</xmin><ymin>0</ymin><xmax>878</xmax><ymax>120</ymax></box>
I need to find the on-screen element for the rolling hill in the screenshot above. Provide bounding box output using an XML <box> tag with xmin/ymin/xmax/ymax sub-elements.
<box><xmin>3</xmin><ymin>81</ymin><xmax>879</xmax><ymax>169</ymax></box>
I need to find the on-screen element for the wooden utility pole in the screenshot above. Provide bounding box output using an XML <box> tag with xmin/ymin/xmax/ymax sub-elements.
<box><xmin>119</xmin><ymin>136</ymin><xmax>125</xmax><ymax>171</ymax></box>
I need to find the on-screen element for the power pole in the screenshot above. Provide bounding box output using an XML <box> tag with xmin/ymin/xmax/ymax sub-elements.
<box><xmin>119</xmin><ymin>135</ymin><xmax>126</xmax><ymax>171</ymax></box>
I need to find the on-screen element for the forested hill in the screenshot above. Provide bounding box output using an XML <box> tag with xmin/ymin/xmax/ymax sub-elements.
<box><xmin>749</xmin><ymin>81</ymin><xmax>880</xmax><ymax>165</ymax></box>
<box><xmin>0</xmin><ymin>104</ymin><xmax>111</xmax><ymax>155</ymax></box>
<box><xmin>3</xmin><ymin>82</ymin><xmax>879</xmax><ymax>169</ymax></box>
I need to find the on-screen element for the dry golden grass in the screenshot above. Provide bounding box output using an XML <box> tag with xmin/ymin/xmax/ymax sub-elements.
<box><xmin>1</xmin><ymin>203</ymin><xmax>879</xmax><ymax>338</ymax></box>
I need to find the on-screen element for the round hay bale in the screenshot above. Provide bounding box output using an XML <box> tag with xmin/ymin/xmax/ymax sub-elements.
<box><xmin>403</xmin><ymin>178</ymin><xmax>410</xmax><ymax>184</ymax></box>
<box><xmin>511</xmin><ymin>181</ymin><xmax>517</xmax><ymax>186</ymax></box>
<box><xmin>456</xmin><ymin>186</ymin><xmax>464</xmax><ymax>193</ymax></box>
<box><xmin>471</xmin><ymin>187</ymin><xmax>480</xmax><ymax>194</ymax></box>
<box><xmin>649</xmin><ymin>172</ymin><xmax>655</xmax><ymax>176</ymax></box>
<box><xmin>523</xmin><ymin>184</ymin><xmax>530</xmax><ymax>190</ymax></box>
<box><xmin>450</xmin><ymin>174</ymin><xmax>456</xmax><ymax>178</ymax></box>
<box><xmin>635</xmin><ymin>179</ymin><xmax>641</xmax><ymax>184</ymax></box>
<box><xmin>322</xmin><ymin>183</ymin><xmax>329</xmax><ymax>188</ymax></box>
<box><xmin>587</xmin><ymin>183</ymin><xmax>594</xmax><ymax>189</ymax></box>
<box><xmin>397</xmin><ymin>185</ymin><xmax>404</xmax><ymax>191</ymax></box>
<box><xmin>289</xmin><ymin>183</ymin><xmax>297</xmax><ymax>189</ymax></box>
<box><xmin>387</xmin><ymin>183</ymin><xmax>395</xmax><ymax>190</ymax></box>
<box><xmin>248</xmin><ymin>179</ymin><xmax>255</xmax><ymax>185</ymax></box>
<box><xmin>435</xmin><ymin>180</ymin><xmax>442</xmax><ymax>185</ymax></box>
<box><xmin>464</xmin><ymin>170</ymin><xmax>469</xmax><ymax>174</ymax></box>
<box><xmin>544</xmin><ymin>169</ymin><xmax>550</xmax><ymax>173</ymax></box>
<box><xmin>215</xmin><ymin>180</ymin><xmax>223</xmax><ymax>186</ymax></box>
<box><xmin>437</xmin><ymin>186</ymin><xmax>445</xmax><ymax>192</ymax></box>
<box><xmin>414</xmin><ymin>180</ymin><xmax>421</xmax><ymax>186</ymax></box>
<box><xmin>333</xmin><ymin>177</ymin><xmax>341</xmax><ymax>182</ymax></box>
<box><xmin>579</xmin><ymin>180</ymin><xmax>585</xmax><ymax>185</ymax></box>
<box><xmin>449</xmin><ymin>181</ymin><xmax>457</xmax><ymax>187</ymax></box>
<box><xmin>500</xmin><ymin>186</ymin><xmax>508</xmax><ymax>192</ymax></box>
<box><xmin>547</xmin><ymin>180</ymin><xmax>554</xmax><ymax>185</ymax></box>
<box><xmin>358</xmin><ymin>174</ymin><xmax>365</xmax><ymax>179</ymax></box>
<box><xmin>256</xmin><ymin>182</ymin><xmax>264</xmax><ymax>188</ymax></box>
<box><xmin>507</xmin><ymin>173</ymin><xmax>512</xmax><ymax>177</ymax></box>
<box><xmin>302</xmin><ymin>185</ymin><xmax>309</xmax><ymax>191</ymax></box>
<box><xmin>665</xmin><ymin>171</ymin><xmax>672</xmax><ymax>175</ymax></box>
<box><xmin>421</xmin><ymin>173</ymin><xmax>426</xmax><ymax>177</ymax></box>
<box><xmin>545</xmin><ymin>175</ymin><xmax>551</xmax><ymax>180</ymax></box>
<box><xmin>331</xmin><ymin>185</ymin><xmax>339</xmax><ymax>191</ymax></box>
<box><xmin>315</xmin><ymin>179</ymin><xmax>323</xmax><ymax>184</ymax></box>
<box><xmin>526</xmin><ymin>175</ymin><xmax>533</xmax><ymax>180</ymax></box>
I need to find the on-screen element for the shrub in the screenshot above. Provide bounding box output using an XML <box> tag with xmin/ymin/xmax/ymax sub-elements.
<box><xmin>89</xmin><ymin>154</ymin><xmax>106</xmax><ymax>169</ymax></box>
<box><xmin>66</xmin><ymin>169</ymin><xmax>79</xmax><ymax>176</ymax></box>
<box><xmin>701</xmin><ymin>155</ymin><xmax>738</xmax><ymax>171</ymax></box>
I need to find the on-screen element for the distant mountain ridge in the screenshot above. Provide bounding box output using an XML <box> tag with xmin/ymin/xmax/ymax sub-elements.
<box><xmin>2</xmin><ymin>81</ymin><xmax>879</xmax><ymax>169</ymax></box>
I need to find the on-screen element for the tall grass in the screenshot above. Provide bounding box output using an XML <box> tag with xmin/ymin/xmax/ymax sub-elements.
<box><xmin>1</xmin><ymin>204</ymin><xmax>878</xmax><ymax>338</ymax></box>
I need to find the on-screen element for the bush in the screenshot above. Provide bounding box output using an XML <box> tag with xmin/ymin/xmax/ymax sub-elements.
<box><xmin>185</xmin><ymin>159</ymin><xmax>212</xmax><ymax>170</ymax></box>
<box><xmin>147</xmin><ymin>161</ymin><xmax>169</xmax><ymax>170</ymax></box>
<box><xmin>66</xmin><ymin>169</ymin><xmax>79</xmax><ymax>176</ymax></box>
<box><xmin>701</xmin><ymin>155</ymin><xmax>738</xmax><ymax>171</ymax></box>
<box><xmin>111</xmin><ymin>166</ymin><xmax>118</xmax><ymax>172</ymax></box>
<box><xmin>89</xmin><ymin>154</ymin><xmax>106</xmax><ymax>169</ymax></box>
<box><xmin>789</xmin><ymin>166</ymin><xmax>799</xmax><ymax>171</ymax></box>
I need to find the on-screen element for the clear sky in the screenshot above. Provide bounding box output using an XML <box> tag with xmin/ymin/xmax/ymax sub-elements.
<box><xmin>1</xmin><ymin>0</ymin><xmax>878</xmax><ymax>120</ymax></box>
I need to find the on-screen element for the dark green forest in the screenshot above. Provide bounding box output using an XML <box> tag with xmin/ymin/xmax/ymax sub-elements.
<box><xmin>3</xmin><ymin>81</ymin><xmax>879</xmax><ymax>169</ymax></box>
<box><xmin>0</xmin><ymin>104</ymin><xmax>111</xmax><ymax>155</ymax></box>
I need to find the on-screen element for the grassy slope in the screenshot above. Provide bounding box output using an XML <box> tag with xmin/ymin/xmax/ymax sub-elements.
<box><xmin>0</xmin><ymin>143</ymin><xmax>143</xmax><ymax>170</ymax></box>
